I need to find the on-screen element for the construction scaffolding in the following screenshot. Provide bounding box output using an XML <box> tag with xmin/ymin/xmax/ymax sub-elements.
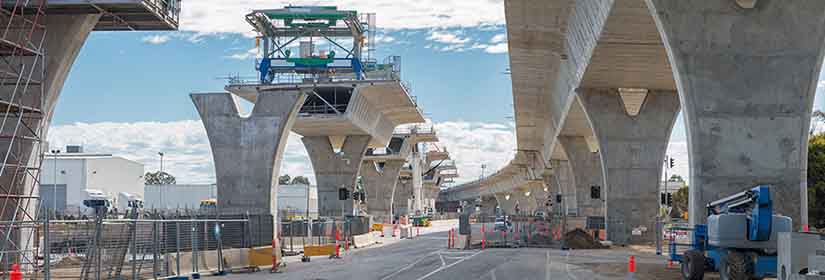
<box><xmin>0</xmin><ymin>0</ymin><xmax>48</xmax><ymax>276</ymax></box>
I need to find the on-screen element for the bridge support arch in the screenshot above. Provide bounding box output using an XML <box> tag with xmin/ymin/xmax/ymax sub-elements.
<box><xmin>647</xmin><ymin>0</ymin><xmax>825</xmax><ymax>228</ymax></box>
<box><xmin>579</xmin><ymin>89</ymin><xmax>679</xmax><ymax>244</ymax></box>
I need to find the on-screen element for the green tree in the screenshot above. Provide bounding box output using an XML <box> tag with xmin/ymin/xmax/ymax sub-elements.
<box><xmin>144</xmin><ymin>171</ymin><xmax>176</xmax><ymax>185</ymax></box>
<box><xmin>291</xmin><ymin>176</ymin><xmax>310</xmax><ymax>185</ymax></box>
<box><xmin>278</xmin><ymin>174</ymin><xmax>291</xmax><ymax>185</ymax></box>
<box><xmin>670</xmin><ymin>186</ymin><xmax>689</xmax><ymax>220</ymax></box>
<box><xmin>669</xmin><ymin>174</ymin><xmax>684</xmax><ymax>182</ymax></box>
<box><xmin>808</xmin><ymin>133</ymin><xmax>825</xmax><ymax>228</ymax></box>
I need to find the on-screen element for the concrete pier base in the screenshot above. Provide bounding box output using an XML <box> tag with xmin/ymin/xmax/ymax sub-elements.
<box><xmin>647</xmin><ymin>0</ymin><xmax>825</xmax><ymax>229</ymax></box>
<box><xmin>362</xmin><ymin>160</ymin><xmax>404</xmax><ymax>224</ymax></box>
<box><xmin>303</xmin><ymin>135</ymin><xmax>372</xmax><ymax>217</ymax></box>
<box><xmin>578</xmin><ymin>89</ymin><xmax>679</xmax><ymax>244</ymax></box>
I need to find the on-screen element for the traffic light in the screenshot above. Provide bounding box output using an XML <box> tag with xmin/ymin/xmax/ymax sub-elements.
<box><xmin>666</xmin><ymin>193</ymin><xmax>673</xmax><ymax>206</ymax></box>
<box><xmin>661</xmin><ymin>193</ymin><xmax>667</xmax><ymax>205</ymax></box>
<box><xmin>669</xmin><ymin>158</ymin><xmax>675</xmax><ymax>168</ymax></box>
<box><xmin>338</xmin><ymin>188</ymin><xmax>350</xmax><ymax>200</ymax></box>
<box><xmin>555</xmin><ymin>194</ymin><xmax>562</xmax><ymax>203</ymax></box>
<box><xmin>590</xmin><ymin>186</ymin><xmax>601</xmax><ymax>199</ymax></box>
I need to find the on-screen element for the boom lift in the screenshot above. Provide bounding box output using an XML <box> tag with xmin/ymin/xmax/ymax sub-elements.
<box><xmin>673</xmin><ymin>185</ymin><xmax>792</xmax><ymax>280</ymax></box>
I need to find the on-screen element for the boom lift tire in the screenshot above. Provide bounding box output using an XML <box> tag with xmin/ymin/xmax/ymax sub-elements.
<box><xmin>682</xmin><ymin>250</ymin><xmax>705</xmax><ymax>280</ymax></box>
<box><xmin>720</xmin><ymin>251</ymin><xmax>752</xmax><ymax>280</ymax></box>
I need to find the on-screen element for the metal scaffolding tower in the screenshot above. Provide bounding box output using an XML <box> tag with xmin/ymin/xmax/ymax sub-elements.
<box><xmin>0</xmin><ymin>0</ymin><xmax>47</xmax><ymax>274</ymax></box>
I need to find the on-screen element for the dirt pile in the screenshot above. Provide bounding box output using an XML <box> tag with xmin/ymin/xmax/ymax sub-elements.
<box><xmin>564</xmin><ymin>229</ymin><xmax>608</xmax><ymax>249</ymax></box>
<box><xmin>53</xmin><ymin>255</ymin><xmax>85</xmax><ymax>268</ymax></box>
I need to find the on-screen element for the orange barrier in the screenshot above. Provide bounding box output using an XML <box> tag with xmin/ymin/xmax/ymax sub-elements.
<box><xmin>304</xmin><ymin>245</ymin><xmax>336</xmax><ymax>256</ymax></box>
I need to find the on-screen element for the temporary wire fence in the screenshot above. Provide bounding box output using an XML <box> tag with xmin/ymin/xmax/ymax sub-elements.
<box><xmin>278</xmin><ymin>216</ymin><xmax>370</xmax><ymax>256</ymax></box>
<box><xmin>14</xmin><ymin>212</ymin><xmax>258</xmax><ymax>280</ymax></box>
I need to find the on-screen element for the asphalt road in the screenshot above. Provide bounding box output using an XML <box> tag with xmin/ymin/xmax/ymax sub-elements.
<box><xmin>222</xmin><ymin>228</ymin><xmax>680</xmax><ymax>280</ymax></box>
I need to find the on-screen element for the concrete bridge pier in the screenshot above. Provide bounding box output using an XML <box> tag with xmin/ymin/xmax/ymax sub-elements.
<box><xmin>559</xmin><ymin>136</ymin><xmax>604</xmax><ymax>218</ymax></box>
<box><xmin>303</xmin><ymin>135</ymin><xmax>372</xmax><ymax>217</ymax></box>
<box><xmin>578</xmin><ymin>89</ymin><xmax>679</xmax><ymax>244</ymax></box>
<box><xmin>479</xmin><ymin>196</ymin><xmax>498</xmax><ymax>216</ymax></box>
<box><xmin>646</xmin><ymin>0</ymin><xmax>825</xmax><ymax>229</ymax></box>
<box><xmin>362</xmin><ymin>160</ymin><xmax>404</xmax><ymax>224</ymax></box>
<box><xmin>393</xmin><ymin>178</ymin><xmax>412</xmax><ymax>217</ymax></box>
<box><xmin>495</xmin><ymin>193</ymin><xmax>518</xmax><ymax>215</ymax></box>
<box><xmin>192</xmin><ymin>90</ymin><xmax>305</xmax><ymax>245</ymax></box>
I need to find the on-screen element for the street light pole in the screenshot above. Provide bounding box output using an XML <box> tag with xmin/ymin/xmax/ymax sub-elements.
<box><xmin>50</xmin><ymin>149</ymin><xmax>60</xmax><ymax>216</ymax></box>
<box><xmin>158</xmin><ymin>152</ymin><xmax>165</xmax><ymax>173</ymax></box>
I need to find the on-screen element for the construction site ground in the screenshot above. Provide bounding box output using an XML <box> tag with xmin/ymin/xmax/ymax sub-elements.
<box><xmin>217</xmin><ymin>220</ymin><xmax>701</xmax><ymax>280</ymax></box>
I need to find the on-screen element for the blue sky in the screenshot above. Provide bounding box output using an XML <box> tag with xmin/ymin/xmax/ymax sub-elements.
<box><xmin>47</xmin><ymin>1</ymin><xmax>825</xmax><ymax>185</ymax></box>
<box><xmin>54</xmin><ymin>29</ymin><xmax>513</xmax><ymax>125</ymax></box>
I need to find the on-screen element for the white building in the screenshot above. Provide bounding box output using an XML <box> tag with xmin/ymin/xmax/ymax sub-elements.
<box><xmin>660</xmin><ymin>179</ymin><xmax>687</xmax><ymax>194</ymax></box>
<box><xmin>143</xmin><ymin>183</ymin><xmax>318</xmax><ymax>218</ymax></box>
<box><xmin>40</xmin><ymin>146</ymin><xmax>145</xmax><ymax>214</ymax></box>
<box><xmin>144</xmin><ymin>184</ymin><xmax>216</xmax><ymax>210</ymax></box>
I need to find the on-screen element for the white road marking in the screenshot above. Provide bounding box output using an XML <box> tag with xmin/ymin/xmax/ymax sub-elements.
<box><xmin>564</xmin><ymin>250</ymin><xmax>579</xmax><ymax>280</ymax></box>
<box><xmin>545</xmin><ymin>250</ymin><xmax>552</xmax><ymax>280</ymax></box>
<box><xmin>380</xmin><ymin>250</ymin><xmax>442</xmax><ymax>280</ymax></box>
<box><xmin>489</xmin><ymin>268</ymin><xmax>497</xmax><ymax>280</ymax></box>
<box><xmin>416</xmin><ymin>250</ymin><xmax>484</xmax><ymax>280</ymax></box>
<box><xmin>440</xmin><ymin>253</ymin><xmax>446</xmax><ymax>266</ymax></box>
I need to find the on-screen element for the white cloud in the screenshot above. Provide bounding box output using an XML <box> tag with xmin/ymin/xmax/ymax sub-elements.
<box><xmin>426</xmin><ymin>30</ymin><xmax>474</xmax><ymax>53</ymax></box>
<box><xmin>227</xmin><ymin>47</ymin><xmax>259</xmax><ymax>60</ymax></box>
<box><xmin>427</xmin><ymin>30</ymin><xmax>470</xmax><ymax>45</ymax></box>
<box><xmin>433</xmin><ymin>121</ymin><xmax>517</xmax><ymax>184</ymax></box>
<box><xmin>141</xmin><ymin>35</ymin><xmax>170</xmax><ymax>45</ymax></box>
<box><xmin>483</xmin><ymin>43</ymin><xmax>508</xmax><ymax>54</ymax></box>
<box><xmin>490</xmin><ymin>33</ymin><xmax>507</xmax><ymax>44</ymax></box>
<box><xmin>179</xmin><ymin>1</ymin><xmax>505</xmax><ymax>35</ymax></box>
<box><xmin>374</xmin><ymin>34</ymin><xmax>396</xmax><ymax>43</ymax></box>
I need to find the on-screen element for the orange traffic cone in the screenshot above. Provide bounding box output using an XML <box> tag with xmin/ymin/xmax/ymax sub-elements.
<box><xmin>627</xmin><ymin>256</ymin><xmax>636</xmax><ymax>279</ymax></box>
<box><xmin>10</xmin><ymin>264</ymin><xmax>21</xmax><ymax>280</ymax></box>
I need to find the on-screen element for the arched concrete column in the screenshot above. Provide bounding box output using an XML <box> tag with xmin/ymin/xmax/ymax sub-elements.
<box><xmin>0</xmin><ymin>14</ymin><xmax>102</xmax><ymax>225</ymax></box>
<box><xmin>646</xmin><ymin>0</ymin><xmax>825</xmax><ymax>229</ymax></box>
<box><xmin>192</xmin><ymin>91</ymin><xmax>305</xmax><ymax>249</ymax></box>
<box><xmin>578</xmin><ymin>89</ymin><xmax>679</xmax><ymax>244</ymax></box>
<box><xmin>192</xmin><ymin>91</ymin><xmax>304</xmax><ymax>215</ymax></box>
<box><xmin>362</xmin><ymin>160</ymin><xmax>404</xmax><ymax>223</ymax></box>
<box><xmin>559</xmin><ymin>136</ymin><xmax>604</xmax><ymax>218</ymax></box>
<box><xmin>303</xmin><ymin>135</ymin><xmax>372</xmax><ymax>217</ymax></box>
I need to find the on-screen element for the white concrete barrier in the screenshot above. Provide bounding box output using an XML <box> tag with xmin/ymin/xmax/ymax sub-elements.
<box><xmin>399</xmin><ymin>225</ymin><xmax>413</xmax><ymax>239</ymax></box>
<box><xmin>353</xmin><ymin>232</ymin><xmax>376</xmax><ymax>248</ymax></box>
